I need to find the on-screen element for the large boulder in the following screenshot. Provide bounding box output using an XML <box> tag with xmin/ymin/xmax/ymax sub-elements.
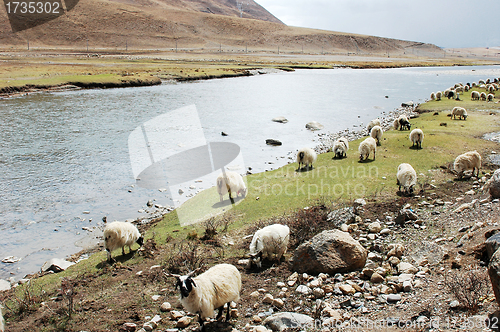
<box><xmin>263</xmin><ymin>312</ymin><xmax>314</xmax><ymax>332</ymax></box>
<box><xmin>292</xmin><ymin>230</ymin><xmax>367</xmax><ymax>275</ymax></box>
<box><xmin>488</xmin><ymin>169</ymin><xmax>500</xmax><ymax>199</ymax></box>
<box><xmin>489</xmin><ymin>247</ymin><xmax>500</xmax><ymax>306</ymax></box>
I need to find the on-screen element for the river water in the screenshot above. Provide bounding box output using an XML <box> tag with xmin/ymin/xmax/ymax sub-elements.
<box><xmin>1</xmin><ymin>65</ymin><xmax>499</xmax><ymax>281</ymax></box>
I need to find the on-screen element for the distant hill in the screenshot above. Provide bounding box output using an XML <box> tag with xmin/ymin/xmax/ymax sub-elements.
<box><xmin>0</xmin><ymin>0</ymin><xmax>442</xmax><ymax>55</ymax></box>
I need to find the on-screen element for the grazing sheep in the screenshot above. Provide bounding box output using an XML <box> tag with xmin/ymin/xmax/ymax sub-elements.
<box><xmin>471</xmin><ymin>90</ymin><xmax>480</xmax><ymax>101</ymax></box>
<box><xmin>435</xmin><ymin>91</ymin><xmax>442</xmax><ymax>101</ymax></box>
<box><xmin>167</xmin><ymin>264</ymin><xmax>242</xmax><ymax>331</ymax></box>
<box><xmin>397</xmin><ymin>163</ymin><xmax>417</xmax><ymax>196</ymax></box>
<box><xmin>488</xmin><ymin>93</ymin><xmax>495</xmax><ymax>102</ymax></box>
<box><xmin>367</xmin><ymin>119</ymin><xmax>381</xmax><ymax>134</ymax></box>
<box><xmin>453</xmin><ymin>151</ymin><xmax>481</xmax><ymax>179</ymax></box>
<box><xmin>464</xmin><ymin>85</ymin><xmax>470</xmax><ymax>92</ymax></box>
<box><xmin>104</xmin><ymin>221</ymin><xmax>144</xmax><ymax>262</ymax></box>
<box><xmin>430</xmin><ymin>92</ymin><xmax>436</xmax><ymax>100</ymax></box>
<box><xmin>370</xmin><ymin>125</ymin><xmax>383</xmax><ymax>146</ymax></box>
<box><xmin>338</xmin><ymin>137</ymin><xmax>349</xmax><ymax>150</ymax></box>
<box><xmin>333</xmin><ymin>139</ymin><xmax>348</xmax><ymax>159</ymax></box>
<box><xmin>455</xmin><ymin>86</ymin><xmax>464</xmax><ymax>93</ymax></box>
<box><xmin>297</xmin><ymin>147</ymin><xmax>317</xmax><ymax>170</ymax></box>
<box><xmin>393</xmin><ymin>118</ymin><xmax>400</xmax><ymax>130</ymax></box>
<box><xmin>409</xmin><ymin>128</ymin><xmax>424</xmax><ymax>149</ymax></box>
<box><xmin>479</xmin><ymin>79</ymin><xmax>486</xmax><ymax>85</ymax></box>
<box><xmin>216</xmin><ymin>171</ymin><xmax>247</xmax><ymax>203</ymax></box>
<box><xmin>480</xmin><ymin>92</ymin><xmax>487</xmax><ymax>101</ymax></box>
<box><xmin>451</xmin><ymin>107</ymin><xmax>468</xmax><ymax>120</ymax></box>
<box><xmin>358</xmin><ymin>137</ymin><xmax>377</xmax><ymax>161</ymax></box>
<box><xmin>398</xmin><ymin>115</ymin><xmax>411</xmax><ymax>131</ymax></box>
<box><xmin>488</xmin><ymin>85</ymin><xmax>496</xmax><ymax>93</ymax></box>
<box><xmin>247</xmin><ymin>224</ymin><xmax>290</xmax><ymax>270</ymax></box>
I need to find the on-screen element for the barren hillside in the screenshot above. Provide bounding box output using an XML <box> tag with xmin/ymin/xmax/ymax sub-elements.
<box><xmin>0</xmin><ymin>0</ymin><xmax>442</xmax><ymax>55</ymax></box>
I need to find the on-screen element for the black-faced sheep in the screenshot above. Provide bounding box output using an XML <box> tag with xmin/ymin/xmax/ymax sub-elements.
<box><xmin>104</xmin><ymin>221</ymin><xmax>144</xmax><ymax>262</ymax></box>
<box><xmin>453</xmin><ymin>151</ymin><xmax>481</xmax><ymax>179</ymax></box>
<box><xmin>397</xmin><ymin>115</ymin><xmax>411</xmax><ymax>131</ymax></box>
<box><xmin>216</xmin><ymin>171</ymin><xmax>247</xmax><ymax>203</ymax></box>
<box><xmin>167</xmin><ymin>264</ymin><xmax>242</xmax><ymax>331</ymax></box>
<box><xmin>435</xmin><ymin>91</ymin><xmax>442</xmax><ymax>101</ymax></box>
<box><xmin>409</xmin><ymin>128</ymin><xmax>424</xmax><ymax>149</ymax></box>
<box><xmin>487</xmin><ymin>93</ymin><xmax>494</xmax><ymax>102</ymax></box>
<box><xmin>358</xmin><ymin>137</ymin><xmax>376</xmax><ymax>161</ymax></box>
<box><xmin>296</xmin><ymin>147</ymin><xmax>317</xmax><ymax>171</ymax></box>
<box><xmin>367</xmin><ymin>119</ymin><xmax>381</xmax><ymax>134</ymax></box>
<box><xmin>451</xmin><ymin>107</ymin><xmax>468</xmax><ymax>120</ymax></box>
<box><xmin>370</xmin><ymin>125</ymin><xmax>383</xmax><ymax>146</ymax></box>
<box><xmin>397</xmin><ymin>163</ymin><xmax>417</xmax><ymax>196</ymax></box>
<box><xmin>480</xmin><ymin>92</ymin><xmax>487</xmax><ymax>101</ymax></box>
<box><xmin>471</xmin><ymin>91</ymin><xmax>480</xmax><ymax>101</ymax></box>
<box><xmin>247</xmin><ymin>224</ymin><xmax>290</xmax><ymax>270</ymax></box>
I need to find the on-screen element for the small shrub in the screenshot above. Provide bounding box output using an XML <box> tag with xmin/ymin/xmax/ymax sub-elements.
<box><xmin>200</xmin><ymin>213</ymin><xmax>234</xmax><ymax>241</ymax></box>
<box><xmin>444</xmin><ymin>267</ymin><xmax>491</xmax><ymax>313</ymax></box>
<box><xmin>163</xmin><ymin>240</ymin><xmax>206</xmax><ymax>274</ymax></box>
<box><xmin>288</xmin><ymin>198</ymin><xmax>333</xmax><ymax>248</ymax></box>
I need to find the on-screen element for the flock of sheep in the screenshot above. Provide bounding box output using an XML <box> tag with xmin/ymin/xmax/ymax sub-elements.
<box><xmin>430</xmin><ymin>79</ymin><xmax>498</xmax><ymax>103</ymax></box>
<box><xmin>89</xmin><ymin>77</ymin><xmax>498</xmax><ymax>332</ymax></box>
<box><xmin>102</xmin><ymin>221</ymin><xmax>289</xmax><ymax>331</ymax></box>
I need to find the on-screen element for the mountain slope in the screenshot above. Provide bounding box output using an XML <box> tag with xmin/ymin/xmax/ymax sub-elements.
<box><xmin>0</xmin><ymin>0</ymin><xmax>441</xmax><ymax>55</ymax></box>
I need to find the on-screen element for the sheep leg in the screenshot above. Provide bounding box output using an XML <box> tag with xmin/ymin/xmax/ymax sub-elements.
<box><xmin>122</xmin><ymin>247</ymin><xmax>126</xmax><ymax>256</ymax></box>
<box><xmin>198</xmin><ymin>314</ymin><xmax>206</xmax><ymax>332</ymax></box>
<box><xmin>219</xmin><ymin>194</ymin><xmax>223</xmax><ymax>202</ymax></box>
<box><xmin>225</xmin><ymin>302</ymin><xmax>231</xmax><ymax>321</ymax></box>
<box><xmin>216</xmin><ymin>306</ymin><xmax>224</xmax><ymax>321</ymax></box>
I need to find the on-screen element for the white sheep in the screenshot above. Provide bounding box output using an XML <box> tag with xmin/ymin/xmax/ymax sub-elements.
<box><xmin>332</xmin><ymin>139</ymin><xmax>347</xmax><ymax>159</ymax></box>
<box><xmin>453</xmin><ymin>151</ymin><xmax>481</xmax><ymax>179</ymax></box>
<box><xmin>464</xmin><ymin>85</ymin><xmax>470</xmax><ymax>92</ymax></box>
<box><xmin>247</xmin><ymin>224</ymin><xmax>290</xmax><ymax>270</ymax></box>
<box><xmin>167</xmin><ymin>264</ymin><xmax>242</xmax><ymax>331</ymax></box>
<box><xmin>451</xmin><ymin>107</ymin><xmax>468</xmax><ymax>120</ymax></box>
<box><xmin>397</xmin><ymin>114</ymin><xmax>411</xmax><ymax>131</ymax></box>
<box><xmin>397</xmin><ymin>163</ymin><xmax>417</xmax><ymax>196</ymax></box>
<box><xmin>488</xmin><ymin>93</ymin><xmax>495</xmax><ymax>102</ymax></box>
<box><xmin>358</xmin><ymin>137</ymin><xmax>376</xmax><ymax>161</ymax></box>
<box><xmin>103</xmin><ymin>221</ymin><xmax>144</xmax><ymax>262</ymax></box>
<box><xmin>216</xmin><ymin>171</ymin><xmax>247</xmax><ymax>203</ymax></box>
<box><xmin>480</xmin><ymin>92</ymin><xmax>487</xmax><ymax>101</ymax></box>
<box><xmin>435</xmin><ymin>91</ymin><xmax>442</xmax><ymax>101</ymax></box>
<box><xmin>471</xmin><ymin>90</ymin><xmax>480</xmax><ymax>100</ymax></box>
<box><xmin>393</xmin><ymin>118</ymin><xmax>400</xmax><ymax>130</ymax></box>
<box><xmin>430</xmin><ymin>92</ymin><xmax>436</xmax><ymax>100</ymax></box>
<box><xmin>367</xmin><ymin>119</ymin><xmax>381</xmax><ymax>134</ymax></box>
<box><xmin>370</xmin><ymin>125</ymin><xmax>383</xmax><ymax>146</ymax></box>
<box><xmin>338</xmin><ymin>137</ymin><xmax>349</xmax><ymax>150</ymax></box>
<box><xmin>409</xmin><ymin>128</ymin><xmax>424</xmax><ymax>149</ymax></box>
<box><xmin>296</xmin><ymin>147</ymin><xmax>317</xmax><ymax>170</ymax></box>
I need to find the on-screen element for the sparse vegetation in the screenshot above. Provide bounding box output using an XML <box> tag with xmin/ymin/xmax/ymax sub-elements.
<box><xmin>444</xmin><ymin>268</ymin><xmax>491</xmax><ymax>313</ymax></box>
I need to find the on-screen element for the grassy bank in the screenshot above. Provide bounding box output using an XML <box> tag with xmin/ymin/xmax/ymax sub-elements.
<box><xmin>1</xmin><ymin>52</ymin><xmax>499</xmax><ymax>96</ymax></box>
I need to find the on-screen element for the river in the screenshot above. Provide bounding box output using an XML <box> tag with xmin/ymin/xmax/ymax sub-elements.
<box><xmin>1</xmin><ymin>65</ymin><xmax>499</xmax><ymax>281</ymax></box>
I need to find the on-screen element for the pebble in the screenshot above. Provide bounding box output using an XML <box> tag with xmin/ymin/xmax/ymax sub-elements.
<box><xmin>176</xmin><ymin>316</ymin><xmax>192</xmax><ymax>328</ymax></box>
<box><xmin>387</xmin><ymin>294</ymin><xmax>402</xmax><ymax>303</ymax></box>
<box><xmin>160</xmin><ymin>302</ymin><xmax>172</xmax><ymax>312</ymax></box>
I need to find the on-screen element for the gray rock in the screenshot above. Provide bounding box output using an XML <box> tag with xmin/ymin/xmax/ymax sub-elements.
<box><xmin>41</xmin><ymin>258</ymin><xmax>75</xmax><ymax>273</ymax></box>
<box><xmin>263</xmin><ymin>312</ymin><xmax>314</xmax><ymax>332</ymax></box>
<box><xmin>305</xmin><ymin>121</ymin><xmax>324</xmax><ymax>131</ymax></box>
<box><xmin>326</xmin><ymin>207</ymin><xmax>356</xmax><ymax>227</ymax></box>
<box><xmin>292</xmin><ymin>230</ymin><xmax>367</xmax><ymax>275</ymax></box>
<box><xmin>387</xmin><ymin>294</ymin><xmax>402</xmax><ymax>303</ymax></box>
<box><xmin>485</xmin><ymin>231</ymin><xmax>500</xmax><ymax>261</ymax></box>
<box><xmin>266</xmin><ymin>139</ymin><xmax>282</xmax><ymax>146</ymax></box>
<box><xmin>395</xmin><ymin>209</ymin><xmax>418</xmax><ymax>225</ymax></box>
<box><xmin>0</xmin><ymin>279</ymin><xmax>11</xmax><ymax>292</ymax></box>
<box><xmin>488</xmin><ymin>169</ymin><xmax>500</xmax><ymax>198</ymax></box>
<box><xmin>272</xmin><ymin>116</ymin><xmax>288</xmax><ymax>124</ymax></box>
<box><xmin>489</xmin><ymin>247</ymin><xmax>500</xmax><ymax>306</ymax></box>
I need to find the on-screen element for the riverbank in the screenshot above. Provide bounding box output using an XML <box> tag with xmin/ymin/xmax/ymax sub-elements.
<box><xmin>2</xmin><ymin>76</ymin><xmax>500</xmax><ymax>331</ymax></box>
<box><xmin>1</xmin><ymin>50</ymin><xmax>500</xmax><ymax>99</ymax></box>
